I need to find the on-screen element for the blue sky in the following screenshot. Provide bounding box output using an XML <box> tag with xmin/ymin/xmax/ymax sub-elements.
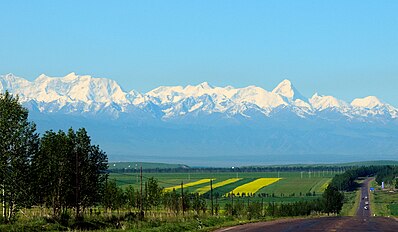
<box><xmin>1</xmin><ymin>0</ymin><xmax>398</xmax><ymax>105</ymax></box>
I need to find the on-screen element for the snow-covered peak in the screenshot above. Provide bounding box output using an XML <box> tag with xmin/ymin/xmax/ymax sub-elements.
<box><xmin>2</xmin><ymin>72</ymin><xmax>398</xmax><ymax>121</ymax></box>
<box><xmin>0</xmin><ymin>73</ymin><xmax>31</xmax><ymax>94</ymax></box>
<box><xmin>351</xmin><ymin>96</ymin><xmax>383</xmax><ymax>109</ymax></box>
<box><xmin>36</xmin><ymin>74</ymin><xmax>51</xmax><ymax>81</ymax></box>
<box><xmin>232</xmin><ymin>86</ymin><xmax>286</xmax><ymax>109</ymax></box>
<box><xmin>272</xmin><ymin>79</ymin><xmax>306</xmax><ymax>101</ymax></box>
<box><xmin>196</xmin><ymin>81</ymin><xmax>213</xmax><ymax>89</ymax></box>
<box><xmin>310</xmin><ymin>93</ymin><xmax>349</xmax><ymax>111</ymax></box>
<box><xmin>1</xmin><ymin>73</ymin><xmax>26</xmax><ymax>83</ymax></box>
<box><xmin>63</xmin><ymin>72</ymin><xmax>79</xmax><ymax>81</ymax></box>
<box><xmin>2</xmin><ymin>73</ymin><xmax>17</xmax><ymax>81</ymax></box>
<box><xmin>13</xmin><ymin>73</ymin><xmax>129</xmax><ymax>104</ymax></box>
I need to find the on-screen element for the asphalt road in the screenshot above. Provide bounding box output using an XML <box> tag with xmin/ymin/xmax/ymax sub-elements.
<box><xmin>215</xmin><ymin>178</ymin><xmax>398</xmax><ymax>232</ymax></box>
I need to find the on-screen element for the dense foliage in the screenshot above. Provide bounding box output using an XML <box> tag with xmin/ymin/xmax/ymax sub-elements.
<box><xmin>0</xmin><ymin>91</ymin><xmax>39</xmax><ymax>222</ymax></box>
<box><xmin>0</xmin><ymin>92</ymin><xmax>108</xmax><ymax>223</ymax></box>
<box><xmin>330</xmin><ymin>166</ymin><xmax>385</xmax><ymax>191</ymax></box>
<box><xmin>375</xmin><ymin>166</ymin><xmax>398</xmax><ymax>187</ymax></box>
<box><xmin>32</xmin><ymin>128</ymin><xmax>108</xmax><ymax>219</ymax></box>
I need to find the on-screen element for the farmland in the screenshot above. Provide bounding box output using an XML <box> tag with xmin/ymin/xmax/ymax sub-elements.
<box><xmin>110</xmin><ymin>171</ymin><xmax>336</xmax><ymax>203</ymax></box>
<box><xmin>227</xmin><ymin>178</ymin><xmax>281</xmax><ymax>196</ymax></box>
<box><xmin>370</xmin><ymin>179</ymin><xmax>398</xmax><ymax>217</ymax></box>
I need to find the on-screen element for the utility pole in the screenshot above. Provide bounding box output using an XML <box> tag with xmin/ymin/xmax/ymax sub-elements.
<box><xmin>231</xmin><ymin>191</ymin><xmax>234</xmax><ymax>213</ymax></box>
<box><xmin>135</xmin><ymin>163</ymin><xmax>138</xmax><ymax>183</ymax></box>
<box><xmin>215</xmin><ymin>194</ymin><xmax>218</xmax><ymax>215</ymax></box>
<box><xmin>181</xmin><ymin>181</ymin><xmax>184</xmax><ymax>216</ymax></box>
<box><xmin>2</xmin><ymin>186</ymin><xmax>6</xmax><ymax>221</ymax></box>
<box><xmin>140</xmin><ymin>165</ymin><xmax>143</xmax><ymax>219</ymax></box>
<box><xmin>75</xmin><ymin>150</ymin><xmax>80</xmax><ymax>219</ymax></box>
<box><xmin>210</xmin><ymin>179</ymin><xmax>214</xmax><ymax>216</ymax></box>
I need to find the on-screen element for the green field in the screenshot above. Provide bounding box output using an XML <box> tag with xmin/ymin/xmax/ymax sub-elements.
<box><xmin>110</xmin><ymin>171</ymin><xmax>335</xmax><ymax>203</ymax></box>
<box><xmin>370</xmin><ymin>180</ymin><xmax>398</xmax><ymax>217</ymax></box>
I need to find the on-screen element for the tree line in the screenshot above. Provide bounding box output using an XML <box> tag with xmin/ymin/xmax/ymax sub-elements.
<box><xmin>330</xmin><ymin>166</ymin><xmax>388</xmax><ymax>191</ymax></box>
<box><xmin>110</xmin><ymin>166</ymin><xmax>351</xmax><ymax>174</ymax></box>
<box><xmin>375</xmin><ymin>166</ymin><xmax>398</xmax><ymax>188</ymax></box>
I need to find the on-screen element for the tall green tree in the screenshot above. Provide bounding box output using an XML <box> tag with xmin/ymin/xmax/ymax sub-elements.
<box><xmin>322</xmin><ymin>185</ymin><xmax>344</xmax><ymax>215</ymax></box>
<box><xmin>32</xmin><ymin>130</ymin><xmax>72</xmax><ymax>218</ymax></box>
<box><xmin>0</xmin><ymin>91</ymin><xmax>39</xmax><ymax>222</ymax></box>
<box><xmin>146</xmin><ymin>177</ymin><xmax>162</xmax><ymax>210</ymax></box>
<box><xmin>32</xmin><ymin>127</ymin><xmax>108</xmax><ymax>219</ymax></box>
<box><xmin>68</xmin><ymin>128</ymin><xmax>108</xmax><ymax>218</ymax></box>
<box><xmin>102</xmin><ymin>180</ymin><xmax>125</xmax><ymax>213</ymax></box>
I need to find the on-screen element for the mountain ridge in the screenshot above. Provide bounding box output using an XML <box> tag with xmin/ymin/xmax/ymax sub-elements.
<box><xmin>1</xmin><ymin>72</ymin><xmax>397</xmax><ymax>122</ymax></box>
<box><xmin>2</xmin><ymin>72</ymin><xmax>398</xmax><ymax>165</ymax></box>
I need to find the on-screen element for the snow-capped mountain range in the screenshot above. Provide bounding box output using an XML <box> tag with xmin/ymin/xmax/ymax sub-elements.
<box><xmin>1</xmin><ymin>72</ymin><xmax>397</xmax><ymax>122</ymax></box>
<box><xmin>1</xmin><ymin>72</ymin><xmax>398</xmax><ymax>165</ymax></box>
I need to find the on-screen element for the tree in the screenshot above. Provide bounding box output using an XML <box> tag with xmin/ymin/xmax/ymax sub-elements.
<box><xmin>124</xmin><ymin>185</ymin><xmax>136</xmax><ymax>211</ymax></box>
<box><xmin>322</xmin><ymin>185</ymin><xmax>344</xmax><ymax>215</ymax></box>
<box><xmin>0</xmin><ymin>91</ymin><xmax>39</xmax><ymax>222</ymax></box>
<box><xmin>191</xmin><ymin>193</ymin><xmax>205</xmax><ymax>215</ymax></box>
<box><xmin>68</xmin><ymin>128</ymin><xmax>108</xmax><ymax>219</ymax></box>
<box><xmin>146</xmin><ymin>177</ymin><xmax>162</xmax><ymax>210</ymax></box>
<box><xmin>102</xmin><ymin>180</ymin><xmax>125</xmax><ymax>213</ymax></box>
<box><xmin>32</xmin><ymin>130</ymin><xmax>73</xmax><ymax>218</ymax></box>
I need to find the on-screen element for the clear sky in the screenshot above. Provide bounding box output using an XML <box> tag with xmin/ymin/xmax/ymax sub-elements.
<box><xmin>1</xmin><ymin>0</ymin><xmax>397</xmax><ymax>105</ymax></box>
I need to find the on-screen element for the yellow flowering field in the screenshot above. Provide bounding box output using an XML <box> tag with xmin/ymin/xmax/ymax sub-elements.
<box><xmin>164</xmin><ymin>179</ymin><xmax>214</xmax><ymax>192</ymax></box>
<box><xmin>228</xmin><ymin>178</ymin><xmax>281</xmax><ymax>195</ymax></box>
<box><xmin>319</xmin><ymin>180</ymin><xmax>331</xmax><ymax>192</ymax></box>
<box><xmin>195</xmin><ymin>178</ymin><xmax>242</xmax><ymax>195</ymax></box>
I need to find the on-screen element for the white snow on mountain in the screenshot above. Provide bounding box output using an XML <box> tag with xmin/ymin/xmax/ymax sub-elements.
<box><xmin>272</xmin><ymin>79</ymin><xmax>306</xmax><ymax>101</ymax></box>
<box><xmin>1</xmin><ymin>73</ymin><xmax>397</xmax><ymax>121</ymax></box>
<box><xmin>310</xmin><ymin>93</ymin><xmax>350</xmax><ymax>111</ymax></box>
<box><xmin>351</xmin><ymin>96</ymin><xmax>383</xmax><ymax>109</ymax></box>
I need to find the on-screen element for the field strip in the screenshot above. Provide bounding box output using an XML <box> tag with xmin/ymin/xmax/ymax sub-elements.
<box><xmin>195</xmin><ymin>178</ymin><xmax>242</xmax><ymax>195</ymax></box>
<box><xmin>164</xmin><ymin>179</ymin><xmax>214</xmax><ymax>192</ymax></box>
<box><xmin>318</xmin><ymin>179</ymin><xmax>332</xmax><ymax>192</ymax></box>
<box><xmin>309</xmin><ymin>178</ymin><xmax>332</xmax><ymax>193</ymax></box>
<box><xmin>228</xmin><ymin>178</ymin><xmax>281</xmax><ymax>195</ymax></box>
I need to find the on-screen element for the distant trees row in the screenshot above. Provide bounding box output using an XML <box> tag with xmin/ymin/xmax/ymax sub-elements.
<box><xmin>0</xmin><ymin>91</ymin><xmax>108</xmax><ymax>222</ymax></box>
<box><xmin>375</xmin><ymin>166</ymin><xmax>398</xmax><ymax>188</ymax></box>
<box><xmin>111</xmin><ymin>166</ymin><xmax>351</xmax><ymax>174</ymax></box>
<box><xmin>330</xmin><ymin>166</ymin><xmax>386</xmax><ymax>191</ymax></box>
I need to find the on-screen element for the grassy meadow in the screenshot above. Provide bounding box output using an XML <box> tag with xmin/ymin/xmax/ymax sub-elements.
<box><xmin>370</xmin><ymin>180</ymin><xmax>398</xmax><ymax>217</ymax></box>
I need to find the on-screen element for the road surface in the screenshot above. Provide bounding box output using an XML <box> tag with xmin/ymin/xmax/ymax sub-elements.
<box><xmin>215</xmin><ymin>178</ymin><xmax>398</xmax><ymax>232</ymax></box>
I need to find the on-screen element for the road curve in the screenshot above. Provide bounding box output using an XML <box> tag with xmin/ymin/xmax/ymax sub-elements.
<box><xmin>214</xmin><ymin>178</ymin><xmax>398</xmax><ymax>232</ymax></box>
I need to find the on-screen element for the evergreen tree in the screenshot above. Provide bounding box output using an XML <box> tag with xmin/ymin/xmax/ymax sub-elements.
<box><xmin>0</xmin><ymin>91</ymin><xmax>39</xmax><ymax>222</ymax></box>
